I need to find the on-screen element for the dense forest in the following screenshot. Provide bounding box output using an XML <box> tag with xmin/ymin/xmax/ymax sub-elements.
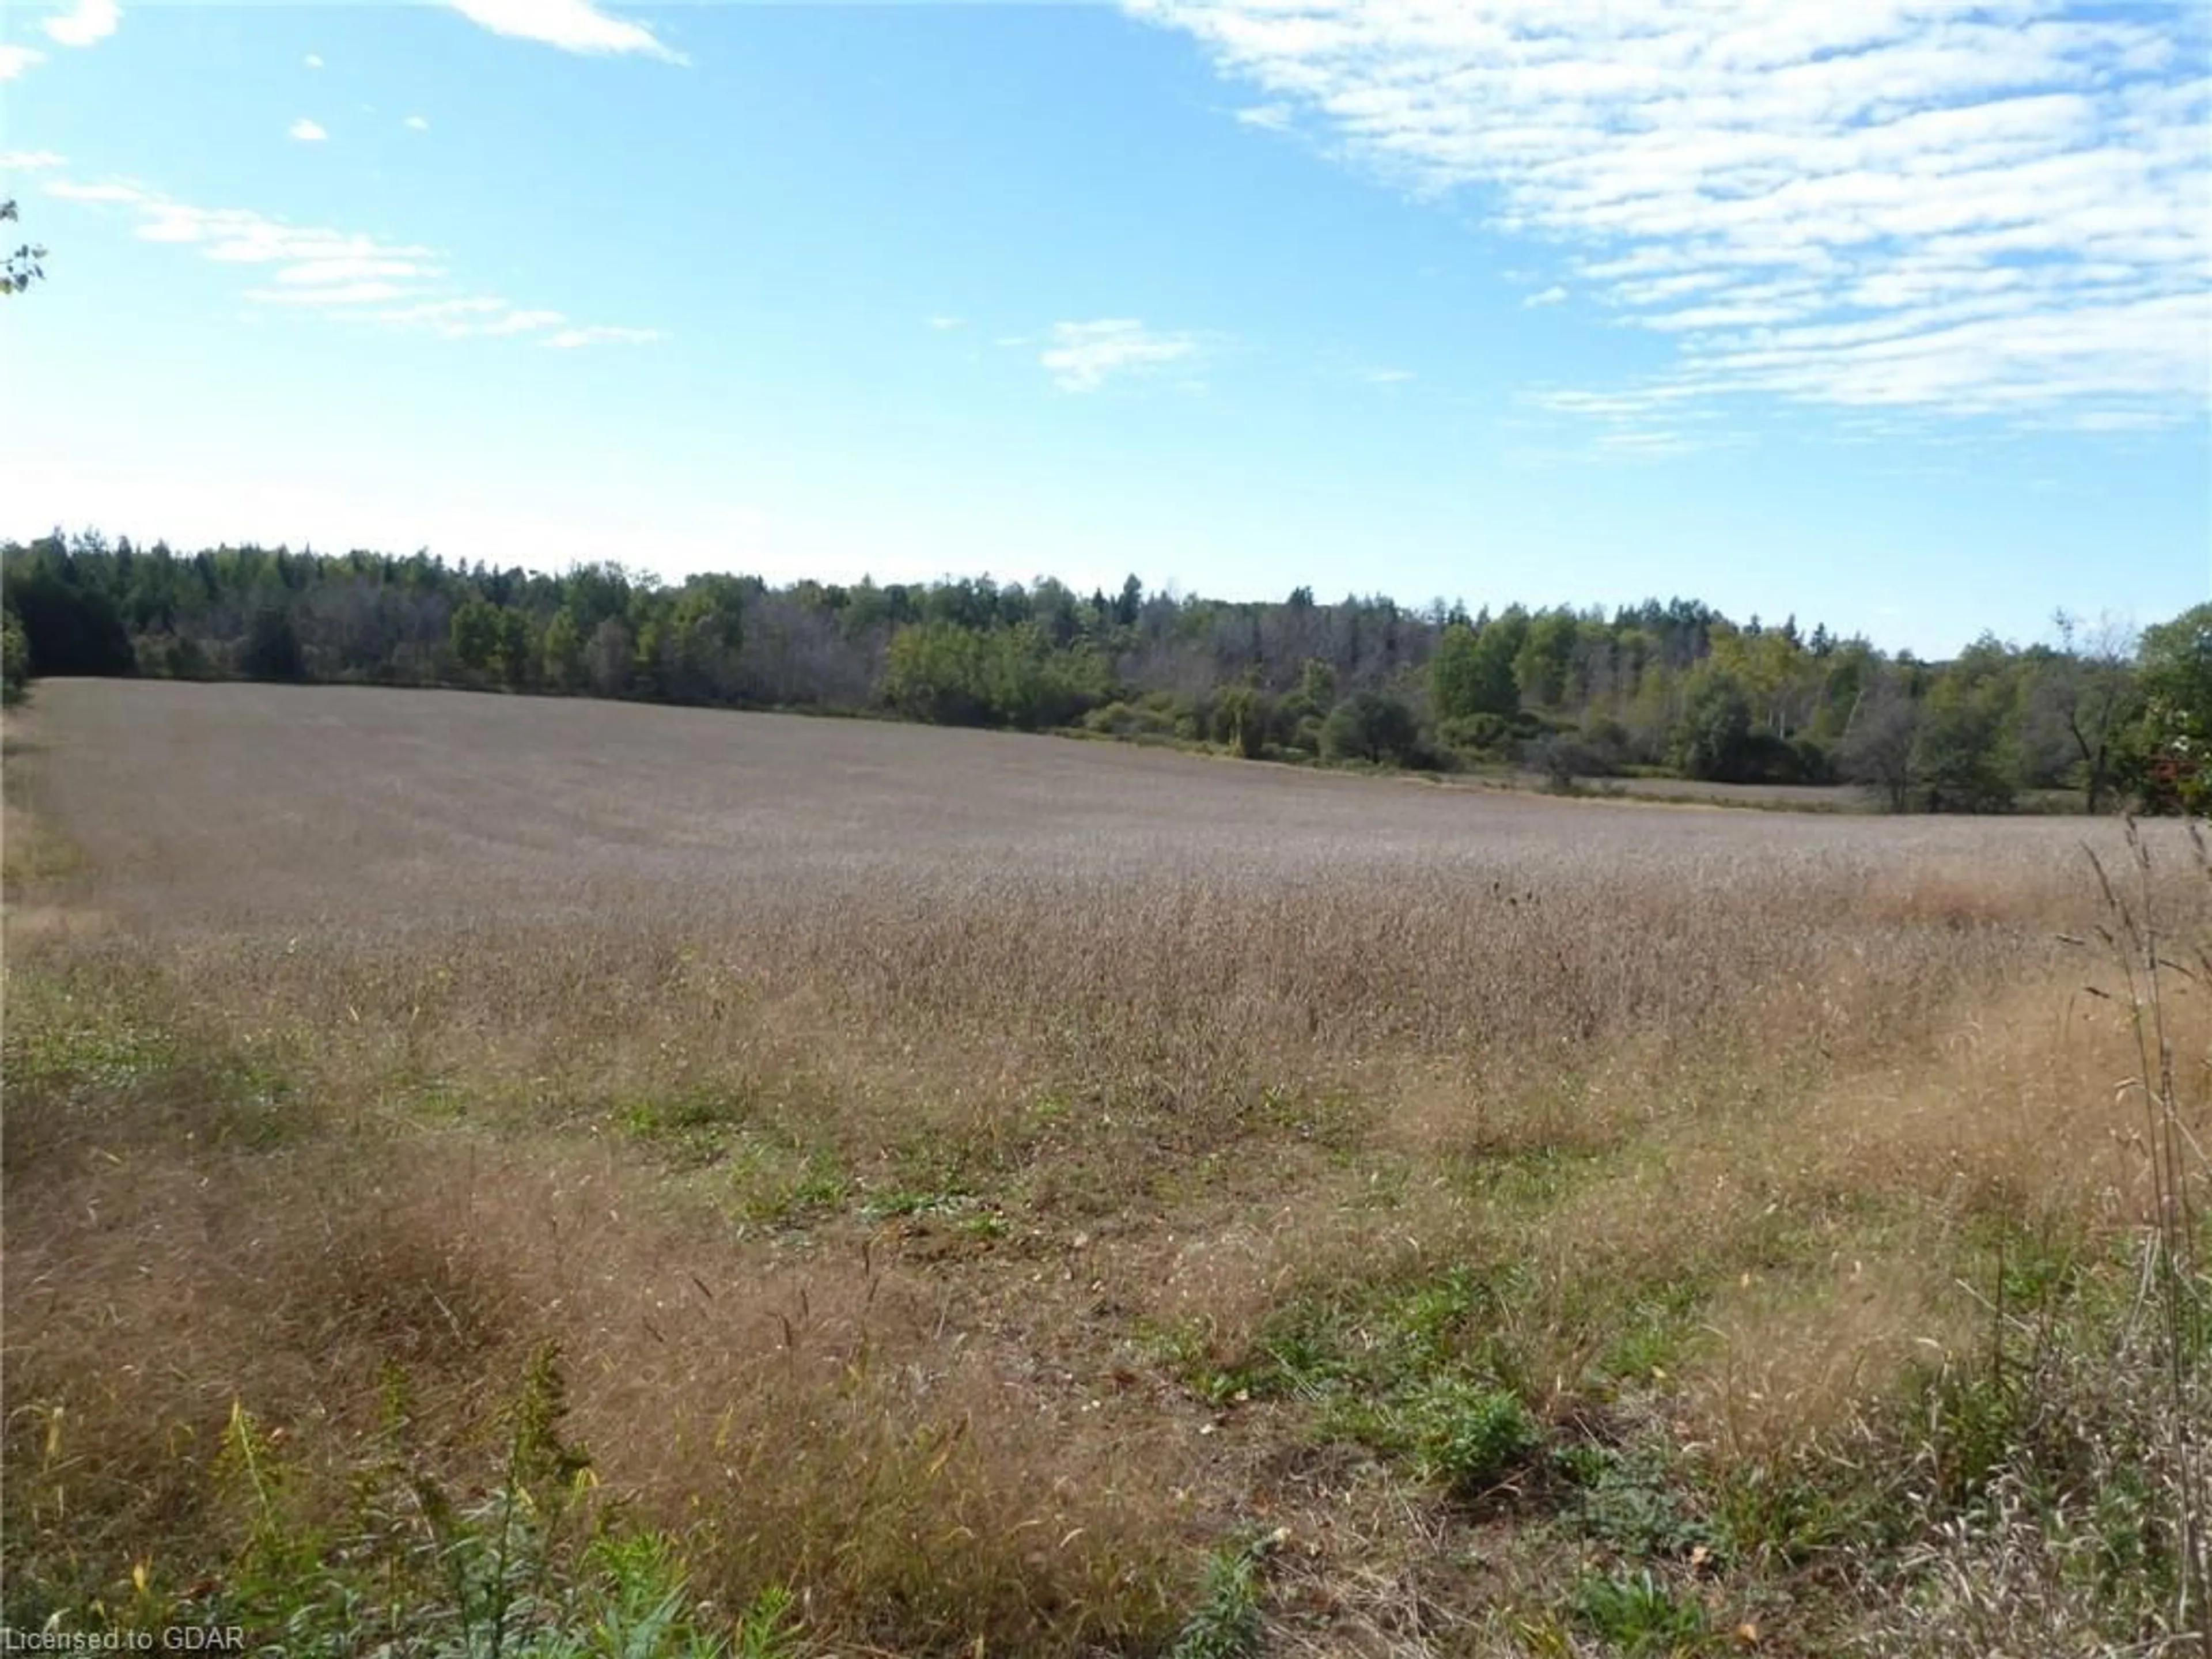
<box><xmin>2</xmin><ymin>531</ymin><xmax>2205</xmax><ymax>815</ymax></box>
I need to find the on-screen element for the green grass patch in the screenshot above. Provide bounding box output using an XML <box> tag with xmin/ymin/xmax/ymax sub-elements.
<box><xmin>1569</xmin><ymin>1566</ymin><xmax>1714</xmax><ymax>1656</ymax></box>
<box><xmin>617</xmin><ymin>1083</ymin><xmax>761</xmax><ymax>1168</ymax></box>
<box><xmin>723</xmin><ymin>1135</ymin><xmax>850</xmax><ymax>1231</ymax></box>
<box><xmin>1168</xmin><ymin>1532</ymin><xmax>1279</xmax><ymax>1659</ymax></box>
<box><xmin>2</xmin><ymin>966</ymin><xmax>316</xmax><ymax>1159</ymax></box>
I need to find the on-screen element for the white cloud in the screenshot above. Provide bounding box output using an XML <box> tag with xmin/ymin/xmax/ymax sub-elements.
<box><xmin>405</xmin><ymin>115</ymin><xmax>430</xmax><ymax>131</ymax></box>
<box><xmin>543</xmin><ymin>324</ymin><xmax>664</xmax><ymax>347</ymax></box>
<box><xmin>0</xmin><ymin>45</ymin><xmax>47</xmax><ymax>79</ymax></box>
<box><xmin>1</xmin><ymin>150</ymin><xmax>67</xmax><ymax>171</ymax></box>
<box><xmin>927</xmin><ymin>315</ymin><xmax>963</xmax><ymax>330</ymax></box>
<box><xmin>449</xmin><ymin>0</ymin><xmax>685</xmax><ymax>64</ymax></box>
<box><xmin>1522</xmin><ymin>285</ymin><xmax>1567</xmax><ymax>308</ymax></box>
<box><xmin>289</xmin><ymin>118</ymin><xmax>328</xmax><ymax>143</ymax></box>
<box><xmin>273</xmin><ymin>257</ymin><xmax>442</xmax><ymax>286</ymax></box>
<box><xmin>44</xmin><ymin>172</ymin><xmax>661</xmax><ymax>347</ymax></box>
<box><xmin>46</xmin><ymin>179</ymin><xmax>143</xmax><ymax>203</ymax></box>
<box><xmin>1040</xmin><ymin>318</ymin><xmax>1209</xmax><ymax>392</ymax></box>
<box><xmin>247</xmin><ymin>281</ymin><xmax>414</xmax><ymax>307</ymax></box>
<box><xmin>482</xmin><ymin>308</ymin><xmax>566</xmax><ymax>335</ymax></box>
<box><xmin>1235</xmin><ymin>103</ymin><xmax>1292</xmax><ymax>131</ymax></box>
<box><xmin>375</xmin><ymin>297</ymin><xmax>506</xmax><ymax>323</ymax></box>
<box><xmin>1130</xmin><ymin>0</ymin><xmax>2212</xmax><ymax>434</ymax></box>
<box><xmin>42</xmin><ymin>0</ymin><xmax>118</xmax><ymax>49</ymax></box>
<box><xmin>370</xmin><ymin>297</ymin><xmax>581</xmax><ymax>338</ymax></box>
<box><xmin>1361</xmin><ymin>367</ymin><xmax>1415</xmax><ymax>384</ymax></box>
<box><xmin>304</xmin><ymin>52</ymin><xmax>324</xmax><ymax>69</ymax></box>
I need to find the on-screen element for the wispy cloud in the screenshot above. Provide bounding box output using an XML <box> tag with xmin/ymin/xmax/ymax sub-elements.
<box><xmin>1522</xmin><ymin>285</ymin><xmax>1567</xmax><ymax>309</ymax></box>
<box><xmin>1040</xmin><ymin>318</ymin><xmax>1210</xmax><ymax>392</ymax></box>
<box><xmin>404</xmin><ymin>115</ymin><xmax>431</xmax><ymax>131</ymax></box>
<box><xmin>42</xmin><ymin>0</ymin><xmax>119</xmax><ymax>49</ymax></box>
<box><xmin>46</xmin><ymin>180</ymin><xmax>146</xmax><ymax>204</ymax></box>
<box><xmin>272</xmin><ymin>256</ymin><xmax>442</xmax><ymax>286</ymax></box>
<box><xmin>247</xmin><ymin>281</ymin><xmax>414</xmax><ymax>308</ymax></box>
<box><xmin>1360</xmin><ymin>367</ymin><xmax>1415</xmax><ymax>384</ymax></box>
<box><xmin>1</xmin><ymin>150</ymin><xmax>67</xmax><ymax>172</ymax></box>
<box><xmin>1235</xmin><ymin>103</ymin><xmax>1292</xmax><ymax>131</ymax></box>
<box><xmin>42</xmin><ymin>173</ymin><xmax>661</xmax><ymax>347</ymax></box>
<box><xmin>372</xmin><ymin>297</ymin><xmax>564</xmax><ymax>338</ymax></box>
<box><xmin>1130</xmin><ymin>0</ymin><xmax>2212</xmax><ymax>435</ymax></box>
<box><xmin>449</xmin><ymin>0</ymin><xmax>685</xmax><ymax>65</ymax></box>
<box><xmin>0</xmin><ymin>46</ymin><xmax>47</xmax><ymax>79</ymax></box>
<box><xmin>304</xmin><ymin>52</ymin><xmax>324</xmax><ymax>69</ymax></box>
<box><xmin>482</xmin><ymin>308</ymin><xmax>565</xmax><ymax>335</ymax></box>
<box><xmin>288</xmin><ymin>118</ymin><xmax>328</xmax><ymax>143</ymax></box>
<box><xmin>544</xmin><ymin>324</ymin><xmax>664</xmax><ymax>348</ymax></box>
<box><xmin>927</xmin><ymin>315</ymin><xmax>963</xmax><ymax>331</ymax></box>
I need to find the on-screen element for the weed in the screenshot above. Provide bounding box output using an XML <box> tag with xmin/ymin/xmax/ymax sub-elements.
<box><xmin>1169</xmin><ymin>1533</ymin><xmax>1278</xmax><ymax>1659</ymax></box>
<box><xmin>1558</xmin><ymin>1438</ymin><xmax>1727</xmax><ymax>1566</ymax></box>
<box><xmin>1569</xmin><ymin>1566</ymin><xmax>1710</xmax><ymax>1656</ymax></box>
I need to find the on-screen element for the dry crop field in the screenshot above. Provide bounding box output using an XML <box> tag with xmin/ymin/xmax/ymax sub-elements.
<box><xmin>5</xmin><ymin>680</ymin><xmax>2207</xmax><ymax>1658</ymax></box>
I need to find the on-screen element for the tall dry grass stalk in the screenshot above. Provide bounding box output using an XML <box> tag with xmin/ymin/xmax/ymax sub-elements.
<box><xmin>2085</xmin><ymin>820</ymin><xmax>2211</xmax><ymax>1651</ymax></box>
<box><xmin>8</xmin><ymin>683</ymin><xmax>2211</xmax><ymax>1653</ymax></box>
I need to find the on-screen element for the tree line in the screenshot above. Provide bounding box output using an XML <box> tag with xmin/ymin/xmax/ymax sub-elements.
<box><xmin>2</xmin><ymin>532</ymin><xmax>2204</xmax><ymax>815</ymax></box>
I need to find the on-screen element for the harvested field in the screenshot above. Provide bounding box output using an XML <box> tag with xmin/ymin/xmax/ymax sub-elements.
<box><xmin>5</xmin><ymin>680</ymin><xmax>2208</xmax><ymax>1657</ymax></box>
<box><xmin>12</xmin><ymin>681</ymin><xmax>2033</xmax><ymax>932</ymax></box>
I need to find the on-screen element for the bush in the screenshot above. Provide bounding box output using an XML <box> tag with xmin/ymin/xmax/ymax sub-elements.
<box><xmin>1790</xmin><ymin>735</ymin><xmax>1834</xmax><ymax>785</ymax></box>
<box><xmin>1321</xmin><ymin>692</ymin><xmax>1420</xmax><ymax>766</ymax></box>
<box><xmin>1430</xmin><ymin>622</ymin><xmax>1520</xmax><ymax>722</ymax></box>
<box><xmin>160</xmin><ymin>635</ymin><xmax>214</xmax><ymax>682</ymax></box>
<box><xmin>240</xmin><ymin>603</ymin><xmax>307</xmax><ymax>683</ymax></box>
<box><xmin>1582</xmin><ymin>716</ymin><xmax>1633</xmax><ymax>770</ymax></box>
<box><xmin>1083</xmin><ymin>700</ymin><xmax>1177</xmax><ymax>740</ymax></box>
<box><xmin>2</xmin><ymin>608</ymin><xmax>28</xmax><ymax>706</ymax></box>
<box><xmin>1527</xmin><ymin>733</ymin><xmax>1602</xmax><ymax>791</ymax></box>
<box><xmin>885</xmin><ymin>620</ymin><xmax>1111</xmax><ymax>730</ymax></box>
<box><xmin>6</xmin><ymin>573</ymin><xmax>136</xmax><ymax>679</ymax></box>
<box><xmin>1409</xmin><ymin>1381</ymin><xmax>1539</xmax><ymax>1498</ymax></box>
<box><xmin>1672</xmin><ymin>671</ymin><xmax>1755</xmax><ymax>781</ymax></box>
<box><xmin>1736</xmin><ymin>730</ymin><xmax>1799</xmax><ymax>784</ymax></box>
<box><xmin>1211</xmin><ymin>685</ymin><xmax>1274</xmax><ymax>759</ymax></box>
<box><xmin>1440</xmin><ymin>713</ymin><xmax>1511</xmax><ymax>755</ymax></box>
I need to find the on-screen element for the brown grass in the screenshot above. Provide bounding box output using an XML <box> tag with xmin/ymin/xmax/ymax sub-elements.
<box><xmin>5</xmin><ymin>680</ymin><xmax>2207</xmax><ymax>1655</ymax></box>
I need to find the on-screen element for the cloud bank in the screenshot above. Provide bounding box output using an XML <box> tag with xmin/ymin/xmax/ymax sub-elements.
<box><xmin>1127</xmin><ymin>0</ymin><xmax>2212</xmax><ymax>437</ymax></box>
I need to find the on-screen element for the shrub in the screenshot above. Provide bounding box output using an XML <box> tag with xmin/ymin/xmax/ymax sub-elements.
<box><xmin>1527</xmin><ymin>733</ymin><xmax>1601</xmax><ymax>791</ymax></box>
<box><xmin>1430</xmin><ymin>622</ymin><xmax>1520</xmax><ymax>721</ymax></box>
<box><xmin>1672</xmin><ymin>670</ymin><xmax>1755</xmax><ymax>781</ymax></box>
<box><xmin>1409</xmin><ymin>1380</ymin><xmax>1539</xmax><ymax>1498</ymax></box>
<box><xmin>160</xmin><ymin>634</ymin><xmax>214</xmax><ymax>682</ymax></box>
<box><xmin>240</xmin><ymin>603</ymin><xmax>308</xmax><ymax>683</ymax></box>
<box><xmin>1321</xmin><ymin>691</ymin><xmax>1420</xmax><ymax>766</ymax></box>
<box><xmin>1571</xmin><ymin>1567</ymin><xmax>1709</xmax><ymax>1655</ymax></box>
<box><xmin>1211</xmin><ymin>685</ymin><xmax>1273</xmax><ymax>759</ymax></box>
<box><xmin>2</xmin><ymin>608</ymin><xmax>28</xmax><ymax>705</ymax></box>
<box><xmin>1440</xmin><ymin>712</ymin><xmax>1512</xmax><ymax>754</ymax></box>
<box><xmin>6</xmin><ymin>571</ymin><xmax>137</xmax><ymax>678</ymax></box>
<box><xmin>1169</xmin><ymin>1536</ymin><xmax>1270</xmax><ymax>1659</ymax></box>
<box><xmin>1083</xmin><ymin>700</ymin><xmax>1177</xmax><ymax>740</ymax></box>
<box><xmin>1583</xmin><ymin>716</ymin><xmax>1633</xmax><ymax>770</ymax></box>
<box><xmin>1790</xmin><ymin>735</ymin><xmax>1834</xmax><ymax>785</ymax></box>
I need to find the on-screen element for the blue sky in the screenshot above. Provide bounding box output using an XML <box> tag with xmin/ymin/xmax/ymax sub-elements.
<box><xmin>2</xmin><ymin>0</ymin><xmax>2207</xmax><ymax>658</ymax></box>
